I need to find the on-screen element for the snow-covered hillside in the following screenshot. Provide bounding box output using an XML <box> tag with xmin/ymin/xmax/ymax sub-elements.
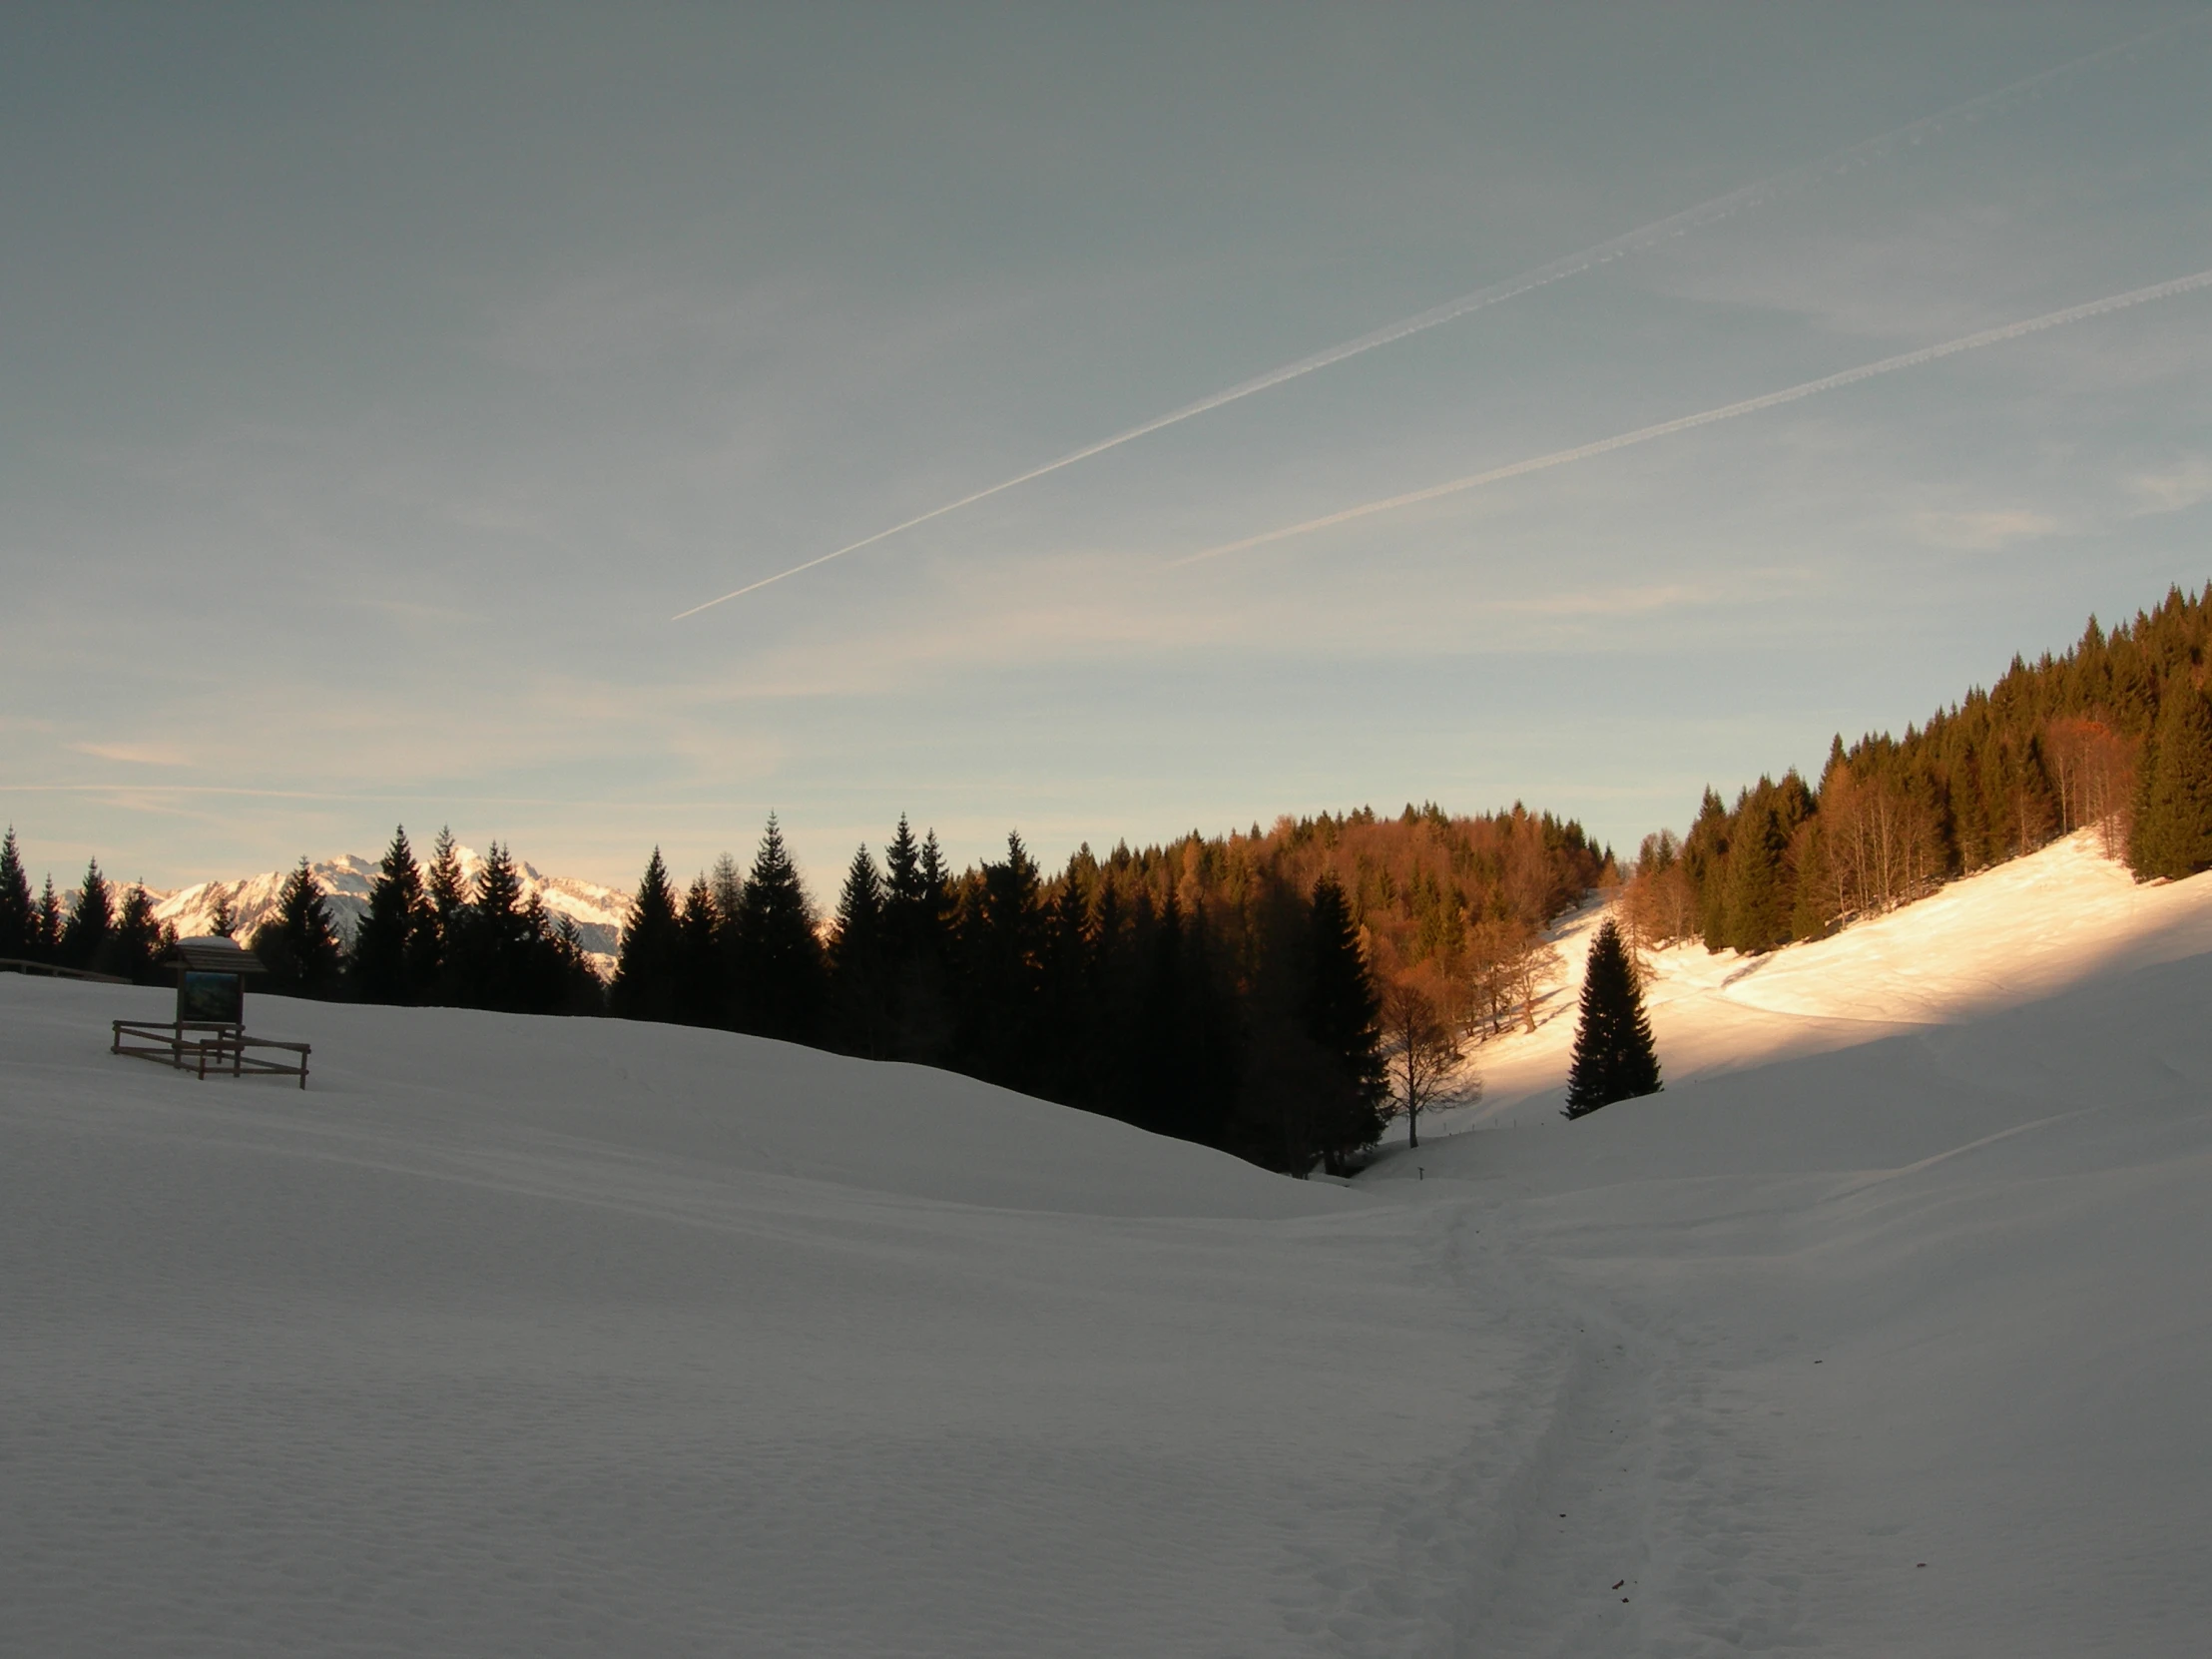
<box><xmin>151</xmin><ymin>849</ymin><xmax>630</xmax><ymax>964</ymax></box>
<box><xmin>1427</xmin><ymin>828</ymin><xmax>2212</xmax><ymax>1128</ymax></box>
<box><xmin>4</xmin><ymin>833</ymin><xmax>2210</xmax><ymax>1654</ymax></box>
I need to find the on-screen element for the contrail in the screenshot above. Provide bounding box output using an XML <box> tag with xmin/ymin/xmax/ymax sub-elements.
<box><xmin>673</xmin><ymin>12</ymin><xmax>2204</xmax><ymax>620</ymax></box>
<box><xmin>1169</xmin><ymin>268</ymin><xmax>2212</xmax><ymax>568</ymax></box>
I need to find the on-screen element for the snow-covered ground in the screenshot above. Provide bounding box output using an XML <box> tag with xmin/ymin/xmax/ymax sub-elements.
<box><xmin>4</xmin><ymin>830</ymin><xmax>2210</xmax><ymax>1654</ymax></box>
<box><xmin>1425</xmin><ymin>828</ymin><xmax>2212</xmax><ymax>1131</ymax></box>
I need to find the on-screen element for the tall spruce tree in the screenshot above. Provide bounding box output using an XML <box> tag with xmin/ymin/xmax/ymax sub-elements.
<box><xmin>412</xmin><ymin>828</ymin><xmax>466</xmax><ymax>1001</ymax></box>
<box><xmin>1564</xmin><ymin>918</ymin><xmax>1662</xmax><ymax>1118</ymax></box>
<box><xmin>453</xmin><ymin>841</ymin><xmax>531</xmax><ymax>1011</ymax></box>
<box><xmin>252</xmin><ymin>857</ymin><xmax>343</xmax><ymax>995</ymax></box>
<box><xmin>1725</xmin><ymin>796</ymin><xmax>1788</xmax><ymax>952</ymax></box>
<box><xmin>731</xmin><ymin>815</ymin><xmax>825</xmax><ymax>1043</ymax></box>
<box><xmin>34</xmin><ymin>875</ymin><xmax>63</xmax><ymax>961</ymax></box>
<box><xmin>208</xmin><ymin>892</ymin><xmax>238</xmax><ymax>938</ymax></box>
<box><xmin>886</xmin><ymin>821</ymin><xmax>954</xmax><ymax>1060</ymax></box>
<box><xmin>828</xmin><ymin>844</ymin><xmax>888</xmax><ymax>1055</ymax></box>
<box><xmin>548</xmin><ymin>913</ymin><xmax>607</xmax><ymax>1016</ymax></box>
<box><xmin>1038</xmin><ymin>857</ymin><xmax>1099</xmax><ymax>1104</ymax></box>
<box><xmin>109</xmin><ymin>883</ymin><xmax>167</xmax><ymax>983</ymax></box>
<box><xmin>1303</xmin><ymin>871</ymin><xmax>1389</xmax><ymax>1172</ymax></box>
<box><xmin>958</xmin><ymin>832</ymin><xmax>1047</xmax><ymax>1087</ymax></box>
<box><xmin>0</xmin><ymin>829</ymin><xmax>33</xmax><ymax>959</ymax></box>
<box><xmin>352</xmin><ymin>827</ymin><xmax>423</xmax><ymax>1005</ymax></box>
<box><xmin>60</xmin><ymin>859</ymin><xmax>112</xmax><ymax>971</ymax></box>
<box><xmin>674</xmin><ymin>875</ymin><xmax>726</xmax><ymax>1027</ymax></box>
<box><xmin>2129</xmin><ymin>683</ymin><xmax>2212</xmax><ymax>880</ymax></box>
<box><xmin>610</xmin><ymin>847</ymin><xmax>682</xmax><ymax>1022</ymax></box>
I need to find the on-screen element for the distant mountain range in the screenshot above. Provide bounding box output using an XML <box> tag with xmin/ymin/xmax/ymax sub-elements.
<box><xmin>146</xmin><ymin>850</ymin><xmax>631</xmax><ymax>971</ymax></box>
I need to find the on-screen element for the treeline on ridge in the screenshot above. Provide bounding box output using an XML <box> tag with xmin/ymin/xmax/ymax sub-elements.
<box><xmin>0</xmin><ymin>804</ymin><xmax>1606</xmax><ymax>1175</ymax></box>
<box><xmin>1621</xmin><ymin>581</ymin><xmax>2212</xmax><ymax>955</ymax></box>
<box><xmin>595</xmin><ymin>803</ymin><xmax>1603</xmax><ymax>1173</ymax></box>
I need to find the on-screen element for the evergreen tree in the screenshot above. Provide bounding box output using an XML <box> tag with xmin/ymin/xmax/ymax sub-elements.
<box><xmin>957</xmin><ymin>832</ymin><xmax>1047</xmax><ymax>1087</ymax></box>
<box><xmin>412</xmin><ymin>827</ymin><xmax>466</xmax><ymax>1001</ymax></box>
<box><xmin>1564</xmin><ymin>919</ymin><xmax>1662</xmax><ymax>1118</ymax></box>
<box><xmin>1303</xmin><ymin>871</ymin><xmax>1388</xmax><ymax>1172</ymax></box>
<box><xmin>60</xmin><ymin>859</ymin><xmax>112</xmax><ymax>971</ymax></box>
<box><xmin>452</xmin><ymin>841</ymin><xmax>531</xmax><ymax>1010</ymax></box>
<box><xmin>352</xmin><ymin>826</ymin><xmax>423</xmax><ymax>1004</ymax></box>
<box><xmin>884</xmin><ymin>820</ymin><xmax>954</xmax><ymax>1060</ymax></box>
<box><xmin>1788</xmin><ymin>821</ymin><xmax>1832</xmax><ymax>942</ymax></box>
<box><xmin>1038</xmin><ymin>858</ymin><xmax>1099</xmax><ymax>1104</ymax></box>
<box><xmin>208</xmin><ymin>892</ymin><xmax>238</xmax><ymax>938</ymax></box>
<box><xmin>2130</xmin><ymin>683</ymin><xmax>2212</xmax><ymax>880</ymax></box>
<box><xmin>1725</xmin><ymin>796</ymin><xmax>1787</xmax><ymax>952</ymax></box>
<box><xmin>0</xmin><ymin>829</ymin><xmax>33</xmax><ymax>959</ymax></box>
<box><xmin>610</xmin><ymin>847</ymin><xmax>682</xmax><ymax>1022</ymax></box>
<box><xmin>731</xmin><ymin>815</ymin><xmax>826</xmax><ymax>1043</ymax></box>
<box><xmin>108</xmin><ymin>883</ymin><xmax>167</xmax><ymax>983</ymax></box>
<box><xmin>1684</xmin><ymin>790</ymin><xmax>1731</xmax><ymax>951</ymax></box>
<box><xmin>674</xmin><ymin>875</ymin><xmax>726</xmax><ymax>1027</ymax></box>
<box><xmin>252</xmin><ymin>857</ymin><xmax>343</xmax><ymax>995</ymax></box>
<box><xmin>34</xmin><ymin>875</ymin><xmax>63</xmax><ymax>962</ymax></box>
<box><xmin>827</xmin><ymin>843</ymin><xmax>888</xmax><ymax>1055</ymax></box>
<box><xmin>883</xmin><ymin>815</ymin><xmax>924</xmax><ymax>924</ymax></box>
<box><xmin>548</xmin><ymin>913</ymin><xmax>608</xmax><ymax>1016</ymax></box>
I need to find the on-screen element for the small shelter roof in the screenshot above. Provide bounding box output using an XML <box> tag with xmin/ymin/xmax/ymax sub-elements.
<box><xmin>168</xmin><ymin>936</ymin><xmax>269</xmax><ymax>974</ymax></box>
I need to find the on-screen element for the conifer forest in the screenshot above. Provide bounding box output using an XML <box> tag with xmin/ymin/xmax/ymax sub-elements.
<box><xmin>7</xmin><ymin>582</ymin><xmax>2212</xmax><ymax>1173</ymax></box>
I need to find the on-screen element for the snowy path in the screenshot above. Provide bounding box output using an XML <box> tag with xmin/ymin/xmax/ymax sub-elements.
<box><xmin>4</xmin><ymin>839</ymin><xmax>2211</xmax><ymax>1655</ymax></box>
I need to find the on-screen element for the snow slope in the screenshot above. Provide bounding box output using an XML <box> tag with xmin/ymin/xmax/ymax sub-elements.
<box><xmin>1435</xmin><ymin>828</ymin><xmax>2212</xmax><ymax>1125</ymax></box>
<box><xmin>4</xmin><ymin>833</ymin><xmax>2211</xmax><ymax>1655</ymax></box>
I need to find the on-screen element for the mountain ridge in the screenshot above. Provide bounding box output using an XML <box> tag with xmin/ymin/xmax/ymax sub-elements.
<box><xmin>145</xmin><ymin>849</ymin><xmax>631</xmax><ymax>968</ymax></box>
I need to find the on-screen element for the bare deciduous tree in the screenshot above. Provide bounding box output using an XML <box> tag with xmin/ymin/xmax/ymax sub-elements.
<box><xmin>1382</xmin><ymin>981</ymin><xmax>1469</xmax><ymax>1149</ymax></box>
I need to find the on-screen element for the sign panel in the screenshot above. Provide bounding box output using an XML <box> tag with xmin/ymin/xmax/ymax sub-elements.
<box><xmin>179</xmin><ymin>970</ymin><xmax>244</xmax><ymax>1025</ymax></box>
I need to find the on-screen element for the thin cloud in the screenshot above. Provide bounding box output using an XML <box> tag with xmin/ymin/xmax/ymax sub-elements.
<box><xmin>74</xmin><ymin>742</ymin><xmax>192</xmax><ymax>767</ymax></box>
<box><xmin>2126</xmin><ymin>459</ymin><xmax>2212</xmax><ymax>515</ymax></box>
<box><xmin>1911</xmin><ymin>509</ymin><xmax>2067</xmax><ymax>551</ymax></box>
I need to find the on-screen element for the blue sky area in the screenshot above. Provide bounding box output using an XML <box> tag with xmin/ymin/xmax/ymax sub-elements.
<box><xmin>5</xmin><ymin>3</ymin><xmax>2210</xmax><ymax>892</ymax></box>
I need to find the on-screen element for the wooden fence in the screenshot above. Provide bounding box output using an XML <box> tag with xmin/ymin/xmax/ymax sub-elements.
<box><xmin>111</xmin><ymin>1020</ymin><xmax>311</xmax><ymax>1089</ymax></box>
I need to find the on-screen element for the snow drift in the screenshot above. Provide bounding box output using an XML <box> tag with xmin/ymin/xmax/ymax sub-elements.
<box><xmin>3</xmin><ymin>830</ymin><xmax>2210</xmax><ymax>1655</ymax></box>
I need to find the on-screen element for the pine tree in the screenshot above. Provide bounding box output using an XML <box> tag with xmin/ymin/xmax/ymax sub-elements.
<box><xmin>1303</xmin><ymin>871</ymin><xmax>1388</xmax><ymax>1172</ymax></box>
<box><xmin>674</xmin><ymin>874</ymin><xmax>726</xmax><ymax>1027</ymax></box>
<box><xmin>109</xmin><ymin>883</ymin><xmax>166</xmax><ymax>983</ymax></box>
<box><xmin>882</xmin><ymin>819</ymin><xmax>953</xmax><ymax>1060</ymax></box>
<box><xmin>883</xmin><ymin>815</ymin><xmax>924</xmax><ymax>923</ymax></box>
<box><xmin>1564</xmin><ymin>919</ymin><xmax>1662</xmax><ymax>1118</ymax></box>
<box><xmin>34</xmin><ymin>875</ymin><xmax>63</xmax><ymax>962</ymax></box>
<box><xmin>60</xmin><ymin>859</ymin><xmax>112</xmax><ymax>971</ymax></box>
<box><xmin>252</xmin><ymin>857</ymin><xmax>343</xmax><ymax>995</ymax></box>
<box><xmin>452</xmin><ymin>841</ymin><xmax>531</xmax><ymax>1010</ymax></box>
<box><xmin>1684</xmin><ymin>789</ymin><xmax>1731</xmax><ymax>951</ymax></box>
<box><xmin>610</xmin><ymin>847</ymin><xmax>682</xmax><ymax>1022</ymax></box>
<box><xmin>1725</xmin><ymin>796</ymin><xmax>1787</xmax><ymax>952</ymax></box>
<box><xmin>208</xmin><ymin>892</ymin><xmax>238</xmax><ymax>938</ymax></box>
<box><xmin>2129</xmin><ymin>682</ymin><xmax>2212</xmax><ymax>880</ymax></box>
<box><xmin>352</xmin><ymin>827</ymin><xmax>423</xmax><ymax>1005</ymax></box>
<box><xmin>0</xmin><ymin>829</ymin><xmax>33</xmax><ymax>959</ymax></box>
<box><xmin>828</xmin><ymin>843</ymin><xmax>887</xmax><ymax>1055</ymax></box>
<box><xmin>1038</xmin><ymin>858</ymin><xmax>1098</xmax><ymax>1104</ymax></box>
<box><xmin>412</xmin><ymin>827</ymin><xmax>466</xmax><ymax>1001</ymax></box>
<box><xmin>731</xmin><ymin>815</ymin><xmax>825</xmax><ymax>1043</ymax></box>
<box><xmin>957</xmin><ymin>832</ymin><xmax>1047</xmax><ymax>1087</ymax></box>
<box><xmin>548</xmin><ymin>913</ymin><xmax>607</xmax><ymax>1015</ymax></box>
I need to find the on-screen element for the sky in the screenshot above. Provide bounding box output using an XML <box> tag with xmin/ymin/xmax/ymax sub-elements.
<box><xmin>4</xmin><ymin>2</ymin><xmax>2210</xmax><ymax>897</ymax></box>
